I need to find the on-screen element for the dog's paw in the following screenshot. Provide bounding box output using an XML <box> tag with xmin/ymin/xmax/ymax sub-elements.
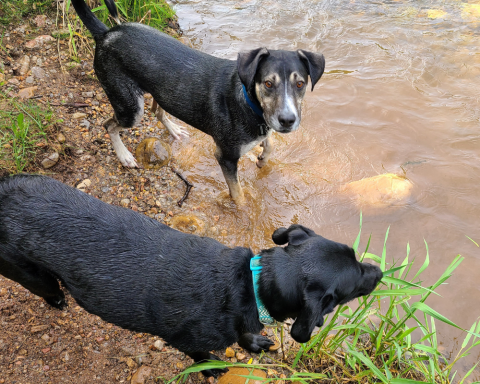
<box><xmin>238</xmin><ymin>333</ymin><xmax>275</xmax><ymax>353</ymax></box>
<box><xmin>45</xmin><ymin>295</ymin><xmax>66</xmax><ymax>310</ymax></box>
<box><xmin>117</xmin><ymin>150</ymin><xmax>140</xmax><ymax>168</ymax></box>
<box><xmin>167</xmin><ymin>124</ymin><xmax>190</xmax><ymax>140</ymax></box>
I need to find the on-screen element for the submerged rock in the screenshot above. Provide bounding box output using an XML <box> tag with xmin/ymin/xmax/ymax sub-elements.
<box><xmin>342</xmin><ymin>173</ymin><xmax>413</xmax><ymax>208</ymax></box>
<box><xmin>169</xmin><ymin>215</ymin><xmax>205</xmax><ymax>235</ymax></box>
<box><xmin>135</xmin><ymin>137</ymin><xmax>171</xmax><ymax>169</ymax></box>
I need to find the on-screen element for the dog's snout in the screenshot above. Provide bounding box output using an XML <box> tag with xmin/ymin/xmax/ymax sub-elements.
<box><xmin>278</xmin><ymin>113</ymin><xmax>296</xmax><ymax>129</ymax></box>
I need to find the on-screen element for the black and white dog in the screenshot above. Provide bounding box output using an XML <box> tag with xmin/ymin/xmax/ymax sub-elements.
<box><xmin>70</xmin><ymin>0</ymin><xmax>325</xmax><ymax>204</ymax></box>
<box><xmin>0</xmin><ymin>175</ymin><xmax>382</xmax><ymax>377</ymax></box>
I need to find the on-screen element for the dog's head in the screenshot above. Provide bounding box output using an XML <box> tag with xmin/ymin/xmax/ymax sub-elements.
<box><xmin>269</xmin><ymin>225</ymin><xmax>383</xmax><ymax>343</ymax></box>
<box><xmin>237</xmin><ymin>48</ymin><xmax>325</xmax><ymax>133</ymax></box>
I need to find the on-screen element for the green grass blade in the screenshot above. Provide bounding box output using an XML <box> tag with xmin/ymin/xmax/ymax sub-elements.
<box><xmin>381</xmin><ymin>226</ymin><xmax>390</xmax><ymax>272</ymax></box>
<box><xmin>413</xmin><ymin>240</ymin><xmax>430</xmax><ymax>280</ymax></box>
<box><xmin>352</xmin><ymin>212</ymin><xmax>362</xmax><ymax>253</ymax></box>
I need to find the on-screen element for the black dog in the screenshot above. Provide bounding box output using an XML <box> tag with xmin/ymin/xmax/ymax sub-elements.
<box><xmin>70</xmin><ymin>0</ymin><xmax>325</xmax><ymax>204</ymax></box>
<box><xmin>0</xmin><ymin>175</ymin><xmax>382</xmax><ymax>377</ymax></box>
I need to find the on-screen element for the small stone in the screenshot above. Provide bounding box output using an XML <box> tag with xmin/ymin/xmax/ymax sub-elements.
<box><xmin>0</xmin><ymin>288</ymin><xmax>7</xmax><ymax>296</ymax></box>
<box><xmin>43</xmin><ymin>365</ymin><xmax>50</xmax><ymax>371</ymax></box>
<box><xmin>176</xmin><ymin>362</ymin><xmax>184</xmax><ymax>369</ymax></box>
<box><xmin>8</xmin><ymin>78</ymin><xmax>20</xmax><ymax>85</ymax></box>
<box><xmin>56</xmin><ymin>132</ymin><xmax>66</xmax><ymax>143</ymax></box>
<box><xmin>120</xmin><ymin>199</ymin><xmax>130</xmax><ymax>207</ymax></box>
<box><xmin>25</xmin><ymin>35</ymin><xmax>55</xmax><ymax>49</ymax></box>
<box><xmin>17</xmin><ymin>86</ymin><xmax>37</xmax><ymax>99</ymax></box>
<box><xmin>41</xmin><ymin>347</ymin><xmax>51</xmax><ymax>354</ymax></box>
<box><xmin>153</xmin><ymin>340</ymin><xmax>164</xmax><ymax>350</ymax></box>
<box><xmin>236</xmin><ymin>352</ymin><xmax>246</xmax><ymax>360</ymax></box>
<box><xmin>95</xmin><ymin>337</ymin><xmax>105</xmax><ymax>343</ymax></box>
<box><xmin>130</xmin><ymin>365</ymin><xmax>152</xmax><ymax>384</ymax></box>
<box><xmin>225</xmin><ymin>347</ymin><xmax>235</xmax><ymax>358</ymax></box>
<box><xmin>15</xmin><ymin>55</ymin><xmax>30</xmax><ymax>76</ymax></box>
<box><xmin>40</xmin><ymin>334</ymin><xmax>51</xmax><ymax>344</ymax></box>
<box><xmin>77</xmin><ymin>179</ymin><xmax>91</xmax><ymax>191</ymax></box>
<box><xmin>34</xmin><ymin>15</ymin><xmax>47</xmax><ymax>28</ymax></box>
<box><xmin>41</xmin><ymin>152</ymin><xmax>59</xmax><ymax>169</ymax></box>
<box><xmin>73</xmin><ymin>112</ymin><xmax>87</xmax><ymax>119</ymax></box>
<box><xmin>80</xmin><ymin>119</ymin><xmax>90</xmax><ymax>129</ymax></box>
<box><xmin>36</xmin><ymin>58</ymin><xmax>42</xmax><ymax>66</ymax></box>
<box><xmin>0</xmin><ymin>73</ymin><xmax>5</xmax><ymax>83</ymax></box>
<box><xmin>81</xmin><ymin>91</ymin><xmax>94</xmax><ymax>98</ymax></box>
<box><xmin>125</xmin><ymin>357</ymin><xmax>137</xmax><ymax>369</ymax></box>
<box><xmin>25</xmin><ymin>76</ymin><xmax>35</xmax><ymax>84</ymax></box>
<box><xmin>31</xmin><ymin>66</ymin><xmax>45</xmax><ymax>79</ymax></box>
<box><xmin>31</xmin><ymin>325</ymin><xmax>49</xmax><ymax>333</ymax></box>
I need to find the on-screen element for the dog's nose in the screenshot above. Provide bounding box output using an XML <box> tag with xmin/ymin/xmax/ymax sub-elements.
<box><xmin>278</xmin><ymin>113</ymin><xmax>296</xmax><ymax>128</ymax></box>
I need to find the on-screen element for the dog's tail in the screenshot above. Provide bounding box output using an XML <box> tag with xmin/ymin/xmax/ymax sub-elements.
<box><xmin>104</xmin><ymin>0</ymin><xmax>121</xmax><ymax>25</ymax></box>
<box><xmin>70</xmin><ymin>0</ymin><xmax>109</xmax><ymax>37</ymax></box>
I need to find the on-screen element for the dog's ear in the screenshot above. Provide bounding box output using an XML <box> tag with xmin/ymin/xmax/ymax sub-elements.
<box><xmin>237</xmin><ymin>48</ymin><xmax>270</xmax><ymax>90</ymax></box>
<box><xmin>290</xmin><ymin>291</ymin><xmax>337</xmax><ymax>343</ymax></box>
<box><xmin>272</xmin><ymin>225</ymin><xmax>315</xmax><ymax>246</ymax></box>
<box><xmin>297</xmin><ymin>50</ymin><xmax>325</xmax><ymax>91</ymax></box>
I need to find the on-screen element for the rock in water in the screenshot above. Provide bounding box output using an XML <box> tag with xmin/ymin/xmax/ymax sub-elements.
<box><xmin>342</xmin><ymin>173</ymin><xmax>413</xmax><ymax>208</ymax></box>
<box><xmin>170</xmin><ymin>215</ymin><xmax>205</xmax><ymax>235</ymax></box>
<box><xmin>135</xmin><ymin>138</ymin><xmax>171</xmax><ymax>169</ymax></box>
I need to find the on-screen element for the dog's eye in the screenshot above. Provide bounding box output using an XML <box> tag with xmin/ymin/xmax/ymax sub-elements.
<box><xmin>296</xmin><ymin>81</ymin><xmax>305</xmax><ymax>88</ymax></box>
<box><xmin>265</xmin><ymin>81</ymin><xmax>273</xmax><ymax>89</ymax></box>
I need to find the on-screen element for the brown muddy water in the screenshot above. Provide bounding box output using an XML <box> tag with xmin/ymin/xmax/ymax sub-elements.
<box><xmin>166</xmin><ymin>0</ymin><xmax>480</xmax><ymax>377</ymax></box>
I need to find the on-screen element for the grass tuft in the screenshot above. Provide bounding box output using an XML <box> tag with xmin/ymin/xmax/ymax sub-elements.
<box><xmin>0</xmin><ymin>92</ymin><xmax>55</xmax><ymax>174</ymax></box>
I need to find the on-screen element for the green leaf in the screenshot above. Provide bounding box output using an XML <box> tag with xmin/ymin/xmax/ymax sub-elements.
<box><xmin>346</xmin><ymin>347</ymin><xmax>389</xmax><ymax>383</ymax></box>
<box><xmin>370</xmin><ymin>288</ymin><xmax>427</xmax><ymax>296</ymax></box>
<box><xmin>353</xmin><ymin>212</ymin><xmax>362</xmax><ymax>253</ymax></box>
<box><xmin>381</xmin><ymin>226</ymin><xmax>390</xmax><ymax>272</ymax></box>
<box><xmin>413</xmin><ymin>240</ymin><xmax>430</xmax><ymax>280</ymax></box>
<box><xmin>363</xmin><ymin>252</ymin><xmax>381</xmax><ymax>263</ymax></box>
<box><xmin>466</xmin><ymin>235</ymin><xmax>479</xmax><ymax>247</ymax></box>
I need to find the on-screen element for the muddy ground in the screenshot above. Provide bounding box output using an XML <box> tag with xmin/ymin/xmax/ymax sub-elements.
<box><xmin>0</xmin><ymin>11</ymin><xmax>288</xmax><ymax>384</ymax></box>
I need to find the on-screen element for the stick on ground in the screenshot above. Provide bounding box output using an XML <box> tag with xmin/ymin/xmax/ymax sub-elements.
<box><xmin>171</xmin><ymin>167</ymin><xmax>193</xmax><ymax>207</ymax></box>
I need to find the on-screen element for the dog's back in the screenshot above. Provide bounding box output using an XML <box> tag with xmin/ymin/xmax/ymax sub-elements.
<box><xmin>0</xmin><ymin>175</ymin><xmax>257</xmax><ymax>352</ymax></box>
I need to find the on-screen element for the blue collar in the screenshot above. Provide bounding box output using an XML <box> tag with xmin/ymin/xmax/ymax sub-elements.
<box><xmin>242</xmin><ymin>84</ymin><xmax>264</xmax><ymax>119</ymax></box>
<box><xmin>250</xmin><ymin>255</ymin><xmax>278</xmax><ymax>327</ymax></box>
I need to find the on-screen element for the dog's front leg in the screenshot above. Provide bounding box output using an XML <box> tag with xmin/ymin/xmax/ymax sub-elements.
<box><xmin>103</xmin><ymin>117</ymin><xmax>140</xmax><ymax>168</ymax></box>
<box><xmin>215</xmin><ymin>147</ymin><xmax>245</xmax><ymax>204</ymax></box>
<box><xmin>238</xmin><ymin>333</ymin><xmax>275</xmax><ymax>353</ymax></box>
<box><xmin>256</xmin><ymin>136</ymin><xmax>273</xmax><ymax>168</ymax></box>
<box><xmin>187</xmin><ymin>351</ymin><xmax>229</xmax><ymax>378</ymax></box>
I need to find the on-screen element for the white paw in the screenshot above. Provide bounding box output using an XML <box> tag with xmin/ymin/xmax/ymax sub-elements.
<box><xmin>117</xmin><ymin>149</ymin><xmax>139</xmax><ymax>168</ymax></box>
<box><xmin>166</xmin><ymin>123</ymin><xmax>190</xmax><ymax>140</ymax></box>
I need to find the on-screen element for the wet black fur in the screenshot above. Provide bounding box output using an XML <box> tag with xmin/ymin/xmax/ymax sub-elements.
<box><xmin>0</xmin><ymin>175</ymin><xmax>382</xmax><ymax>376</ymax></box>
<box><xmin>69</xmin><ymin>0</ymin><xmax>325</xmax><ymax>198</ymax></box>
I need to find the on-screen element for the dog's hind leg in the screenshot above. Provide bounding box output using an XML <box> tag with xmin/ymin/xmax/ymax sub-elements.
<box><xmin>153</xmin><ymin>102</ymin><xmax>189</xmax><ymax>140</ymax></box>
<box><xmin>103</xmin><ymin>116</ymin><xmax>139</xmax><ymax>168</ymax></box>
<box><xmin>0</xmin><ymin>257</ymin><xmax>65</xmax><ymax>309</ymax></box>
<box><xmin>256</xmin><ymin>136</ymin><xmax>273</xmax><ymax>168</ymax></box>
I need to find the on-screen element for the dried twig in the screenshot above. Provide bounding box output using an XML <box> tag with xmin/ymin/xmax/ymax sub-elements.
<box><xmin>171</xmin><ymin>167</ymin><xmax>193</xmax><ymax>207</ymax></box>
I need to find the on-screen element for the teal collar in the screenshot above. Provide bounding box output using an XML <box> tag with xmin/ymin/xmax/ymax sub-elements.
<box><xmin>250</xmin><ymin>255</ymin><xmax>278</xmax><ymax>327</ymax></box>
